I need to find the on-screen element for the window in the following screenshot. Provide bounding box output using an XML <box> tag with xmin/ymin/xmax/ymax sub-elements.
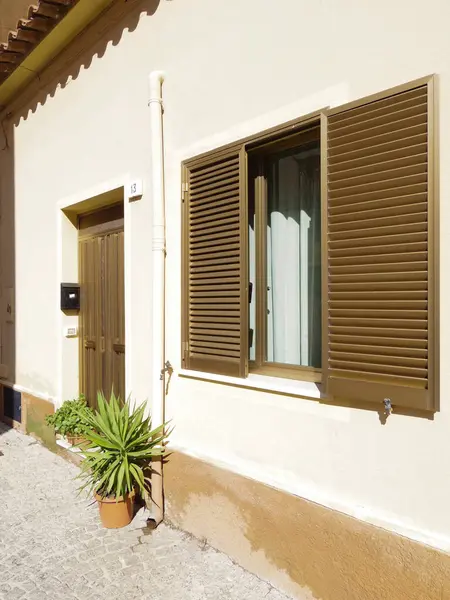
<box><xmin>182</xmin><ymin>75</ymin><xmax>438</xmax><ymax>412</ymax></box>
<box><xmin>249</xmin><ymin>128</ymin><xmax>322</xmax><ymax>382</ymax></box>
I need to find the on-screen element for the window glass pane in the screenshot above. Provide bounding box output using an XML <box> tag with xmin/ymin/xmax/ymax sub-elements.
<box><xmin>266</xmin><ymin>141</ymin><xmax>321</xmax><ymax>368</ymax></box>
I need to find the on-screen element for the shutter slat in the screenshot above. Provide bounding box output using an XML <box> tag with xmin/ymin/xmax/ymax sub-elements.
<box><xmin>191</xmin><ymin>332</ymin><xmax>240</xmax><ymax>341</ymax></box>
<box><xmin>190</xmin><ymin>157</ymin><xmax>239</xmax><ymax>181</ymax></box>
<box><xmin>183</xmin><ymin>150</ymin><xmax>247</xmax><ymax>377</ymax></box>
<box><xmin>332</xmin><ymin>280</ymin><xmax>427</xmax><ymax>292</ymax></box>
<box><xmin>329</xmin><ymin>99</ymin><xmax>427</xmax><ymax>136</ymax></box>
<box><xmin>329</xmin><ymin>175</ymin><xmax>427</xmax><ymax>202</ymax></box>
<box><xmin>190</xmin><ymin>254</ymin><xmax>240</xmax><ymax>268</ymax></box>
<box><xmin>191</xmin><ymin>339</ymin><xmax>240</xmax><ymax>351</ymax></box>
<box><xmin>191</xmin><ymin>219</ymin><xmax>240</xmax><ymax>234</ymax></box>
<box><xmin>325</xmin><ymin>82</ymin><xmax>434</xmax><ymax>410</ymax></box>
<box><xmin>329</xmin><ymin>211</ymin><xmax>427</xmax><ymax>233</ymax></box>
<box><xmin>190</xmin><ymin>181</ymin><xmax>239</xmax><ymax>202</ymax></box>
<box><xmin>329</xmin><ymin>202</ymin><xmax>428</xmax><ymax>224</ymax></box>
<box><xmin>330</xmin><ymin>316</ymin><xmax>427</xmax><ymax>328</ymax></box>
<box><xmin>190</xmin><ymin>197</ymin><xmax>239</xmax><ymax>217</ymax></box>
<box><xmin>329</xmin><ymin>86</ymin><xmax>426</xmax><ymax>126</ymax></box>
<box><xmin>330</xmin><ymin>351</ymin><xmax>427</xmax><ymax>369</ymax></box>
<box><xmin>330</xmin><ymin>251</ymin><xmax>427</xmax><ymax>266</ymax></box>
<box><xmin>330</xmin><ymin>241</ymin><xmax>427</xmax><ymax>258</ymax></box>
<box><xmin>191</xmin><ymin>234</ymin><xmax>240</xmax><ymax>249</ymax></box>
<box><xmin>190</xmin><ymin>289</ymin><xmax>240</xmax><ymax>296</ymax></box>
<box><xmin>190</xmin><ymin>189</ymin><xmax>240</xmax><ymax>208</ymax></box>
<box><xmin>329</xmin><ymin>149</ymin><xmax>427</xmax><ymax>181</ymax></box>
<box><xmin>329</xmin><ymin>104</ymin><xmax>428</xmax><ymax>141</ymax></box>
<box><xmin>190</xmin><ymin>242</ymin><xmax>240</xmax><ymax>256</ymax></box>
<box><xmin>190</xmin><ymin>220</ymin><xmax>240</xmax><ymax>237</ymax></box>
<box><xmin>330</xmin><ymin>230</ymin><xmax>427</xmax><ymax>250</ymax></box>
<box><xmin>330</xmin><ymin>299</ymin><xmax>427</xmax><ymax>309</ymax></box>
<box><xmin>190</xmin><ymin>208</ymin><xmax>240</xmax><ymax>227</ymax></box>
<box><xmin>190</xmin><ymin>168</ymin><xmax>239</xmax><ymax>192</ymax></box>
<box><xmin>329</xmin><ymin>220</ymin><xmax>427</xmax><ymax>242</ymax></box>
<box><xmin>329</xmin><ymin>110</ymin><xmax>427</xmax><ymax>147</ymax></box>
<box><xmin>190</xmin><ymin>283</ymin><xmax>240</xmax><ymax>290</ymax></box>
<box><xmin>330</xmin><ymin>342</ymin><xmax>427</xmax><ymax>359</ymax></box>
<box><xmin>191</xmin><ymin>273</ymin><xmax>240</xmax><ymax>283</ymax></box>
<box><xmin>191</xmin><ymin>310</ymin><xmax>240</xmax><ymax>317</ymax></box>
<box><xmin>330</xmin><ymin>361</ymin><xmax>427</xmax><ymax>379</ymax></box>
<box><xmin>191</xmin><ymin>298</ymin><xmax>240</xmax><ymax>306</ymax></box>
<box><xmin>330</xmin><ymin>261</ymin><xmax>427</xmax><ymax>275</ymax></box>
<box><xmin>329</xmin><ymin>194</ymin><xmax>427</xmax><ymax>217</ymax></box>
<box><xmin>329</xmin><ymin>325</ymin><xmax>427</xmax><ymax>339</ymax></box>
<box><xmin>191</xmin><ymin>350</ymin><xmax>240</xmax><ymax>358</ymax></box>
<box><xmin>330</xmin><ymin>144</ymin><xmax>428</xmax><ymax>178</ymax></box>
<box><xmin>330</xmin><ymin>309</ymin><xmax>427</xmax><ymax>320</ymax></box>
<box><xmin>330</xmin><ymin>333</ymin><xmax>427</xmax><ymax>348</ymax></box>
<box><xmin>328</xmin><ymin>122</ymin><xmax>427</xmax><ymax>156</ymax></box>
<box><xmin>190</xmin><ymin>319</ymin><xmax>240</xmax><ymax>328</ymax></box>
<box><xmin>328</xmin><ymin>182</ymin><xmax>427</xmax><ymax>207</ymax></box>
<box><xmin>328</xmin><ymin>133</ymin><xmax>427</xmax><ymax>168</ymax></box>
<box><xmin>330</xmin><ymin>290</ymin><xmax>428</xmax><ymax>300</ymax></box>
<box><xmin>190</xmin><ymin>229</ymin><xmax>239</xmax><ymax>244</ymax></box>
<box><xmin>192</xmin><ymin>267</ymin><xmax>240</xmax><ymax>277</ymax></box>
<box><xmin>329</xmin><ymin>162</ymin><xmax>426</xmax><ymax>193</ymax></box>
<box><xmin>330</xmin><ymin>272</ymin><xmax>427</xmax><ymax>284</ymax></box>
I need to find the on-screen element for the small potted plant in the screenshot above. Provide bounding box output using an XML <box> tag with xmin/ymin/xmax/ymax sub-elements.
<box><xmin>45</xmin><ymin>395</ymin><xmax>94</xmax><ymax>446</ymax></box>
<box><xmin>77</xmin><ymin>391</ymin><xmax>169</xmax><ymax>529</ymax></box>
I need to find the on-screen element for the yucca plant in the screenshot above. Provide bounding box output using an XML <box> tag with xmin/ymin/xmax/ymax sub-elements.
<box><xmin>77</xmin><ymin>391</ymin><xmax>169</xmax><ymax>501</ymax></box>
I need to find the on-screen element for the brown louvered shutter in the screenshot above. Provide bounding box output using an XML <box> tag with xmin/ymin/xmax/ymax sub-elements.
<box><xmin>324</xmin><ymin>77</ymin><xmax>437</xmax><ymax>411</ymax></box>
<box><xmin>182</xmin><ymin>146</ymin><xmax>248</xmax><ymax>377</ymax></box>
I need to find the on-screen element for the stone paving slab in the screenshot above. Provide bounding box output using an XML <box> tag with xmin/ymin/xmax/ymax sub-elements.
<box><xmin>0</xmin><ymin>424</ymin><xmax>293</xmax><ymax>600</ymax></box>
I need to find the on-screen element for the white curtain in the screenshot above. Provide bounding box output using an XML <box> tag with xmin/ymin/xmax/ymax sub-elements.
<box><xmin>266</xmin><ymin>146</ymin><xmax>321</xmax><ymax>368</ymax></box>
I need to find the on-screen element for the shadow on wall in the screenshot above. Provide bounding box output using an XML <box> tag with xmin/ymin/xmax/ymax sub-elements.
<box><xmin>0</xmin><ymin>0</ymin><xmax>161</xmax><ymax>426</ymax></box>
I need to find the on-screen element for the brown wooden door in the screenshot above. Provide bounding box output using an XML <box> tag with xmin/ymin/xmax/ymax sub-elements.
<box><xmin>79</xmin><ymin>206</ymin><xmax>125</xmax><ymax>408</ymax></box>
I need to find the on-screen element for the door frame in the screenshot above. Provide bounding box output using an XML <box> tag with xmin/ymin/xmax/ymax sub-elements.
<box><xmin>56</xmin><ymin>181</ymin><xmax>131</xmax><ymax>410</ymax></box>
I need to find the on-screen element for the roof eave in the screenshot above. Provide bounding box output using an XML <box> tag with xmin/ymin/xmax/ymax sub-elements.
<box><xmin>0</xmin><ymin>0</ymin><xmax>115</xmax><ymax>110</ymax></box>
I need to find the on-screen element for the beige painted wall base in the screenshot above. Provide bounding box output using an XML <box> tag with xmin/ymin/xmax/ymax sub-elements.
<box><xmin>165</xmin><ymin>451</ymin><xmax>450</xmax><ymax>600</ymax></box>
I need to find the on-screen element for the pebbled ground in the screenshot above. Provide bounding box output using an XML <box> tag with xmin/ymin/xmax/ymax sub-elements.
<box><xmin>0</xmin><ymin>423</ymin><xmax>292</xmax><ymax>600</ymax></box>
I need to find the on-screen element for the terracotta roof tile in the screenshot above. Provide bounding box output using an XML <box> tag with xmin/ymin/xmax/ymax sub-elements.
<box><xmin>0</xmin><ymin>0</ymin><xmax>79</xmax><ymax>86</ymax></box>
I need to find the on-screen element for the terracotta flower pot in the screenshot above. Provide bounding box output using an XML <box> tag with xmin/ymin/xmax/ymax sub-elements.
<box><xmin>67</xmin><ymin>435</ymin><xmax>86</xmax><ymax>447</ymax></box>
<box><xmin>95</xmin><ymin>491</ymin><xmax>135</xmax><ymax>529</ymax></box>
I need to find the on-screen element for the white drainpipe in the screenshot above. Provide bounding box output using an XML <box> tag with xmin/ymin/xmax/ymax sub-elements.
<box><xmin>148</xmin><ymin>70</ymin><xmax>166</xmax><ymax>525</ymax></box>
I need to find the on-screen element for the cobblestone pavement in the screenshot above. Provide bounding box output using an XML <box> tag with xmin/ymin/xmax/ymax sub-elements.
<box><xmin>0</xmin><ymin>424</ymin><xmax>292</xmax><ymax>600</ymax></box>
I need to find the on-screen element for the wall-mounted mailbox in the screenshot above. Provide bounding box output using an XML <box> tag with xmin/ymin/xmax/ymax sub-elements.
<box><xmin>61</xmin><ymin>283</ymin><xmax>80</xmax><ymax>311</ymax></box>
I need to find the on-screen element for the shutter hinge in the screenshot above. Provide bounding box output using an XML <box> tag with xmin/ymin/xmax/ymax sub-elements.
<box><xmin>182</xmin><ymin>341</ymin><xmax>189</xmax><ymax>360</ymax></box>
<box><xmin>181</xmin><ymin>182</ymin><xmax>189</xmax><ymax>202</ymax></box>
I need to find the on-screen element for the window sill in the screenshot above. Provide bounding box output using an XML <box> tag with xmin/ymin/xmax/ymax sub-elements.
<box><xmin>179</xmin><ymin>369</ymin><xmax>324</xmax><ymax>400</ymax></box>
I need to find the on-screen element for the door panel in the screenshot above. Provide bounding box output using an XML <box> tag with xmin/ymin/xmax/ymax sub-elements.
<box><xmin>105</xmin><ymin>231</ymin><xmax>125</xmax><ymax>402</ymax></box>
<box><xmin>79</xmin><ymin>236</ymin><xmax>103</xmax><ymax>408</ymax></box>
<box><xmin>79</xmin><ymin>225</ymin><xmax>125</xmax><ymax>408</ymax></box>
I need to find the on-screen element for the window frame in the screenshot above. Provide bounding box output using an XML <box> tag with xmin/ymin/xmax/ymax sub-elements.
<box><xmin>181</xmin><ymin>109</ymin><xmax>326</xmax><ymax>382</ymax></box>
<box><xmin>248</xmin><ymin>125</ymin><xmax>323</xmax><ymax>383</ymax></box>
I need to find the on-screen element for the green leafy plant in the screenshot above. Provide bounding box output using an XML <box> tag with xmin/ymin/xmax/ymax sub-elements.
<box><xmin>77</xmin><ymin>391</ymin><xmax>170</xmax><ymax>500</ymax></box>
<box><xmin>45</xmin><ymin>395</ymin><xmax>94</xmax><ymax>438</ymax></box>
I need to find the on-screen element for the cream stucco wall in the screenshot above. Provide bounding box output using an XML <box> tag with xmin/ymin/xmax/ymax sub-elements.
<box><xmin>2</xmin><ymin>0</ymin><xmax>450</xmax><ymax>553</ymax></box>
